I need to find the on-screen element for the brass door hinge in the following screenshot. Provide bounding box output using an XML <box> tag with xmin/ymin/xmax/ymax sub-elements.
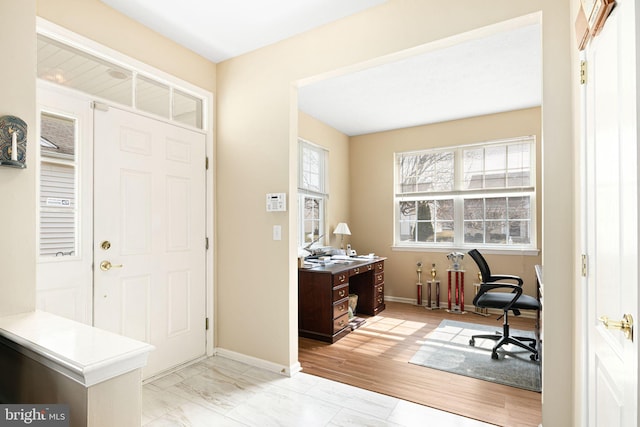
<box><xmin>205</xmin><ymin>317</ymin><xmax>209</xmax><ymax>330</ymax></box>
<box><xmin>580</xmin><ymin>60</ymin><xmax>588</xmax><ymax>85</ymax></box>
<box><xmin>205</xmin><ymin>156</ymin><xmax>209</xmax><ymax>170</ymax></box>
<box><xmin>205</xmin><ymin>237</ymin><xmax>209</xmax><ymax>250</ymax></box>
<box><xmin>581</xmin><ymin>254</ymin><xmax>588</xmax><ymax>277</ymax></box>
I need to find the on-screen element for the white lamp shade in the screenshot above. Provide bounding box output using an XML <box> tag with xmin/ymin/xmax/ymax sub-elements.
<box><xmin>333</xmin><ymin>222</ymin><xmax>351</xmax><ymax>236</ymax></box>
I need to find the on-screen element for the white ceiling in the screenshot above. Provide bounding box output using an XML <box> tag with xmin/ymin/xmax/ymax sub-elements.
<box><xmin>100</xmin><ymin>0</ymin><xmax>541</xmax><ymax>136</ymax></box>
<box><xmin>299</xmin><ymin>22</ymin><xmax>542</xmax><ymax>136</ymax></box>
<box><xmin>100</xmin><ymin>0</ymin><xmax>388</xmax><ymax>62</ymax></box>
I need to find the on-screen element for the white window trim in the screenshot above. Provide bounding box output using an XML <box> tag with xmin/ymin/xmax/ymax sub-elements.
<box><xmin>298</xmin><ymin>138</ymin><xmax>328</xmax><ymax>247</ymax></box>
<box><xmin>394</xmin><ymin>136</ymin><xmax>537</xmax><ymax>252</ymax></box>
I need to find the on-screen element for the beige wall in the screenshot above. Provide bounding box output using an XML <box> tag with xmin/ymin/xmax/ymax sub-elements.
<box><xmin>350</xmin><ymin>108</ymin><xmax>542</xmax><ymax>305</ymax></box>
<box><xmin>218</xmin><ymin>0</ymin><xmax>574</xmax><ymax>424</ymax></box>
<box><xmin>0</xmin><ymin>0</ymin><xmax>36</xmax><ymax>316</ymax></box>
<box><xmin>298</xmin><ymin>112</ymin><xmax>351</xmax><ymax>248</ymax></box>
<box><xmin>36</xmin><ymin>0</ymin><xmax>216</xmax><ymax>92</ymax></box>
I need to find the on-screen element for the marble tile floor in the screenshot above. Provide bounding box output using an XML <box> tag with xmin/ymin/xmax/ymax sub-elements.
<box><xmin>142</xmin><ymin>356</ymin><xmax>494</xmax><ymax>426</ymax></box>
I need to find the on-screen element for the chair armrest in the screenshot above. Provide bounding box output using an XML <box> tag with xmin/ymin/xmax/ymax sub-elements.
<box><xmin>475</xmin><ymin>282</ymin><xmax>523</xmax><ymax>313</ymax></box>
<box><xmin>489</xmin><ymin>274</ymin><xmax>523</xmax><ymax>287</ymax></box>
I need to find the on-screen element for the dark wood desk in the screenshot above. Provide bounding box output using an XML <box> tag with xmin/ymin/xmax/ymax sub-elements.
<box><xmin>298</xmin><ymin>257</ymin><xmax>385</xmax><ymax>343</ymax></box>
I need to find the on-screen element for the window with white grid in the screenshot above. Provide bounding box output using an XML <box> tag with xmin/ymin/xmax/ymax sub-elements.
<box><xmin>298</xmin><ymin>139</ymin><xmax>328</xmax><ymax>247</ymax></box>
<box><xmin>395</xmin><ymin>137</ymin><xmax>535</xmax><ymax>249</ymax></box>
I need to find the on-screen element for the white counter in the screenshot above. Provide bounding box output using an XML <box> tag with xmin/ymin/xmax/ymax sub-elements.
<box><xmin>0</xmin><ymin>310</ymin><xmax>154</xmax><ymax>387</ymax></box>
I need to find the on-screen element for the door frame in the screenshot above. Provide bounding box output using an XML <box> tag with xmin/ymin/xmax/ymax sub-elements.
<box><xmin>36</xmin><ymin>18</ymin><xmax>216</xmax><ymax>359</ymax></box>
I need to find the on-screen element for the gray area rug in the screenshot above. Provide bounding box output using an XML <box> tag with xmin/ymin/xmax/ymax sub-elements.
<box><xmin>409</xmin><ymin>319</ymin><xmax>541</xmax><ymax>392</ymax></box>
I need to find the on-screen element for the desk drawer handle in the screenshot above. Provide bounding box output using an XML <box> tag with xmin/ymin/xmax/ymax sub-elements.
<box><xmin>339</xmin><ymin>289</ymin><xmax>346</xmax><ymax>298</ymax></box>
<box><xmin>354</xmin><ymin>268</ymin><xmax>360</xmax><ymax>274</ymax></box>
<box><xmin>377</xmin><ymin>264</ymin><xmax>383</xmax><ymax>270</ymax></box>
<box><xmin>367</xmin><ymin>265</ymin><xmax>373</xmax><ymax>270</ymax></box>
<box><xmin>377</xmin><ymin>285</ymin><xmax>383</xmax><ymax>293</ymax></box>
<box><xmin>377</xmin><ymin>297</ymin><xmax>383</xmax><ymax>304</ymax></box>
<box><xmin>338</xmin><ymin>319</ymin><xmax>345</xmax><ymax>327</ymax></box>
<box><xmin>339</xmin><ymin>304</ymin><xmax>345</xmax><ymax>312</ymax></box>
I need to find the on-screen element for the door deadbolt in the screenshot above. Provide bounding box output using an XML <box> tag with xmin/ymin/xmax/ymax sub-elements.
<box><xmin>599</xmin><ymin>314</ymin><xmax>634</xmax><ymax>341</ymax></box>
<box><xmin>101</xmin><ymin>241</ymin><xmax>111</xmax><ymax>250</ymax></box>
<box><xmin>99</xmin><ymin>260</ymin><xmax>123</xmax><ymax>271</ymax></box>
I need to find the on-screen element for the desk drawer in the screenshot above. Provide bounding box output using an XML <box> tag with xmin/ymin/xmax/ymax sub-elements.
<box><xmin>333</xmin><ymin>272</ymin><xmax>348</xmax><ymax>286</ymax></box>
<box><xmin>333</xmin><ymin>313</ymin><xmax>349</xmax><ymax>333</ymax></box>
<box><xmin>374</xmin><ymin>261</ymin><xmax>384</xmax><ymax>272</ymax></box>
<box><xmin>332</xmin><ymin>284</ymin><xmax>349</xmax><ymax>302</ymax></box>
<box><xmin>333</xmin><ymin>298</ymin><xmax>349</xmax><ymax>319</ymax></box>
<box><xmin>374</xmin><ymin>272</ymin><xmax>384</xmax><ymax>285</ymax></box>
<box><xmin>349</xmin><ymin>266</ymin><xmax>364</xmax><ymax>276</ymax></box>
<box><xmin>375</xmin><ymin>284</ymin><xmax>384</xmax><ymax>297</ymax></box>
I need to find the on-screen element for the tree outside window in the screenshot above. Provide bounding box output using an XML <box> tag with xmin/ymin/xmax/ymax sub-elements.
<box><xmin>395</xmin><ymin>137</ymin><xmax>535</xmax><ymax>249</ymax></box>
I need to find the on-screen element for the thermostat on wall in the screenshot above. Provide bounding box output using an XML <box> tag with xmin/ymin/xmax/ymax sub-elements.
<box><xmin>266</xmin><ymin>193</ymin><xmax>287</xmax><ymax>212</ymax></box>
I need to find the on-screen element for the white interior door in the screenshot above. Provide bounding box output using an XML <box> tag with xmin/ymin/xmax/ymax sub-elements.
<box><xmin>585</xmin><ymin>1</ymin><xmax>638</xmax><ymax>425</ymax></box>
<box><xmin>93</xmin><ymin>104</ymin><xmax>207</xmax><ymax>379</ymax></box>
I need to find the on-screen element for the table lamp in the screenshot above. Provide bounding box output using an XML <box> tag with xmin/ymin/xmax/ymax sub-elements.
<box><xmin>333</xmin><ymin>222</ymin><xmax>351</xmax><ymax>250</ymax></box>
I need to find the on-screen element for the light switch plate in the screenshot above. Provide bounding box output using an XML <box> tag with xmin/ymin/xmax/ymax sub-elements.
<box><xmin>273</xmin><ymin>225</ymin><xmax>282</xmax><ymax>240</ymax></box>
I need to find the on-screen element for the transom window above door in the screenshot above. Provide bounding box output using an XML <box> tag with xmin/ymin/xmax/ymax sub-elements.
<box><xmin>36</xmin><ymin>34</ymin><xmax>204</xmax><ymax>130</ymax></box>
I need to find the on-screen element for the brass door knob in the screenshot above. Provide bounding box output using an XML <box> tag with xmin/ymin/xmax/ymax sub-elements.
<box><xmin>599</xmin><ymin>314</ymin><xmax>634</xmax><ymax>341</ymax></box>
<box><xmin>100</xmin><ymin>260</ymin><xmax>123</xmax><ymax>271</ymax></box>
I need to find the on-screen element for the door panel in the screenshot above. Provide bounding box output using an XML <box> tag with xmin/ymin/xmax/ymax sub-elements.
<box><xmin>93</xmin><ymin>105</ymin><xmax>206</xmax><ymax>379</ymax></box>
<box><xmin>585</xmin><ymin>1</ymin><xmax>638</xmax><ymax>425</ymax></box>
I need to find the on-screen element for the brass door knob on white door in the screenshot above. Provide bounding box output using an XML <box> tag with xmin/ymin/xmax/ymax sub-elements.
<box><xmin>599</xmin><ymin>314</ymin><xmax>634</xmax><ymax>341</ymax></box>
<box><xmin>100</xmin><ymin>260</ymin><xmax>123</xmax><ymax>271</ymax></box>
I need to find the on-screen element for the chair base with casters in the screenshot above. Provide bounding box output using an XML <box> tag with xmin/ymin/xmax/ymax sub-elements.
<box><xmin>468</xmin><ymin>285</ymin><xmax>540</xmax><ymax>361</ymax></box>
<box><xmin>469</xmin><ymin>307</ymin><xmax>539</xmax><ymax>361</ymax></box>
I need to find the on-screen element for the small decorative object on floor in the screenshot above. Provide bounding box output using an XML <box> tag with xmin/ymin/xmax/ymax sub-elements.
<box><xmin>446</xmin><ymin>252</ymin><xmax>465</xmax><ymax>313</ymax></box>
<box><xmin>416</xmin><ymin>261</ymin><xmax>423</xmax><ymax>306</ymax></box>
<box><xmin>426</xmin><ymin>263</ymin><xmax>440</xmax><ymax>310</ymax></box>
<box><xmin>349</xmin><ymin>317</ymin><xmax>366</xmax><ymax>330</ymax></box>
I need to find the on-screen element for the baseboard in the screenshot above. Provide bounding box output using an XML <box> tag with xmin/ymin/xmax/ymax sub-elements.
<box><xmin>214</xmin><ymin>347</ymin><xmax>302</xmax><ymax>377</ymax></box>
<box><xmin>383</xmin><ymin>296</ymin><xmax>537</xmax><ymax>320</ymax></box>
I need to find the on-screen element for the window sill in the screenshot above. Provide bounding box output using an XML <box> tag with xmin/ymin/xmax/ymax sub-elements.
<box><xmin>391</xmin><ymin>245</ymin><xmax>540</xmax><ymax>256</ymax></box>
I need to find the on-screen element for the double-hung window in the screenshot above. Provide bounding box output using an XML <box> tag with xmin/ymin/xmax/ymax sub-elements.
<box><xmin>298</xmin><ymin>139</ymin><xmax>328</xmax><ymax>247</ymax></box>
<box><xmin>395</xmin><ymin>136</ymin><xmax>536</xmax><ymax>250</ymax></box>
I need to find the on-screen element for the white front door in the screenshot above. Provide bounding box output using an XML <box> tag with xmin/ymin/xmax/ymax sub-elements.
<box><xmin>585</xmin><ymin>1</ymin><xmax>638</xmax><ymax>425</ymax></box>
<box><xmin>93</xmin><ymin>105</ymin><xmax>207</xmax><ymax>378</ymax></box>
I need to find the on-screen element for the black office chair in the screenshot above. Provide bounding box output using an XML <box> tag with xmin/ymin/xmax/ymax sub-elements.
<box><xmin>467</xmin><ymin>249</ymin><xmax>540</xmax><ymax>361</ymax></box>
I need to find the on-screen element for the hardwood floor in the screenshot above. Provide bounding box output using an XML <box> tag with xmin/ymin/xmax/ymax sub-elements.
<box><xmin>298</xmin><ymin>301</ymin><xmax>542</xmax><ymax>427</ymax></box>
